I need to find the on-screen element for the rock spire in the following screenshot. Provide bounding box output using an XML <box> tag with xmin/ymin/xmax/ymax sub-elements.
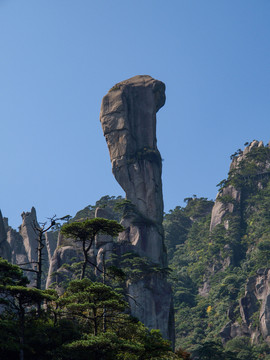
<box><xmin>100</xmin><ymin>75</ymin><xmax>174</xmax><ymax>344</ymax></box>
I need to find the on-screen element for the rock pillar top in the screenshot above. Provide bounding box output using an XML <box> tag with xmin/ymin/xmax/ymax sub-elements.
<box><xmin>100</xmin><ymin>75</ymin><xmax>165</xmax><ymax>222</ymax></box>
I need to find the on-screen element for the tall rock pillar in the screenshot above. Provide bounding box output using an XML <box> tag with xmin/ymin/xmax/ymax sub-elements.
<box><xmin>100</xmin><ymin>75</ymin><xmax>174</xmax><ymax>344</ymax></box>
<box><xmin>0</xmin><ymin>210</ymin><xmax>11</xmax><ymax>261</ymax></box>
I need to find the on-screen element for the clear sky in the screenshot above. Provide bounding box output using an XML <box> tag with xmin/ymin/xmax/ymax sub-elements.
<box><xmin>1</xmin><ymin>1</ymin><xmax>269</xmax><ymax>228</ymax></box>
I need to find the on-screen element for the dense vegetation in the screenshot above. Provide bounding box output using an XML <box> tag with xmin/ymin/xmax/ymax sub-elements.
<box><xmin>3</xmin><ymin>142</ymin><xmax>270</xmax><ymax>359</ymax></box>
<box><xmin>0</xmin><ymin>256</ymin><xmax>182</xmax><ymax>360</ymax></box>
<box><xmin>165</xmin><ymin>142</ymin><xmax>270</xmax><ymax>359</ymax></box>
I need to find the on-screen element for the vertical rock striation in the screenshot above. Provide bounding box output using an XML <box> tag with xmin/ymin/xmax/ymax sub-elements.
<box><xmin>0</xmin><ymin>210</ymin><xmax>11</xmax><ymax>261</ymax></box>
<box><xmin>100</xmin><ymin>75</ymin><xmax>174</xmax><ymax>344</ymax></box>
<box><xmin>19</xmin><ymin>207</ymin><xmax>39</xmax><ymax>264</ymax></box>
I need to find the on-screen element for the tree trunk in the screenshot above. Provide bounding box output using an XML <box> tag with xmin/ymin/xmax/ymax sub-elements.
<box><xmin>19</xmin><ymin>302</ymin><xmax>25</xmax><ymax>360</ymax></box>
<box><xmin>36</xmin><ymin>233</ymin><xmax>44</xmax><ymax>315</ymax></box>
<box><xmin>81</xmin><ymin>239</ymin><xmax>88</xmax><ymax>279</ymax></box>
<box><xmin>102</xmin><ymin>252</ymin><xmax>106</xmax><ymax>333</ymax></box>
<box><xmin>81</xmin><ymin>260</ymin><xmax>87</xmax><ymax>280</ymax></box>
<box><xmin>93</xmin><ymin>308</ymin><xmax>98</xmax><ymax>336</ymax></box>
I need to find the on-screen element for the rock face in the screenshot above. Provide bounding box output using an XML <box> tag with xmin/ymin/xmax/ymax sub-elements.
<box><xmin>210</xmin><ymin>140</ymin><xmax>270</xmax><ymax>233</ymax></box>
<box><xmin>46</xmin><ymin>231</ymin><xmax>83</xmax><ymax>291</ymax></box>
<box><xmin>7</xmin><ymin>228</ymin><xmax>28</xmax><ymax>266</ymax></box>
<box><xmin>0</xmin><ymin>210</ymin><xmax>11</xmax><ymax>261</ymax></box>
<box><xmin>240</xmin><ymin>269</ymin><xmax>270</xmax><ymax>343</ymax></box>
<box><xmin>46</xmin><ymin>207</ymin><xmax>115</xmax><ymax>290</ymax></box>
<box><xmin>220</xmin><ymin>268</ymin><xmax>270</xmax><ymax>344</ymax></box>
<box><xmin>94</xmin><ymin>207</ymin><xmax>115</xmax><ymax>276</ymax></box>
<box><xmin>100</xmin><ymin>75</ymin><xmax>174</xmax><ymax>344</ymax></box>
<box><xmin>210</xmin><ymin>185</ymin><xmax>241</xmax><ymax>232</ymax></box>
<box><xmin>19</xmin><ymin>207</ymin><xmax>39</xmax><ymax>264</ymax></box>
<box><xmin>100</xmin><ymin>75</ymin><xmax>165</xmax><ymax>225</ymax></box>
<box><xmin>0</xmin><ymin>207</ymin><xmax>57</xmax><ymax>287</ymax></box>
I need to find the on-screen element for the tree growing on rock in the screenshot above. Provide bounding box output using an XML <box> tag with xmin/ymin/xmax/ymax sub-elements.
<box><xmin>57</xmin><ymin>278</ymin><xmax>127</xmax><ymax>336</ymax></box>
<box><xmin>0</xmin><ymin>257</ymin><xmax>56</xmax><ymax>360</ymax></box>
<box><xmin>60</xmin><ymin>218</ymin><xmax>124</xmax><ymax>280</ymax></box>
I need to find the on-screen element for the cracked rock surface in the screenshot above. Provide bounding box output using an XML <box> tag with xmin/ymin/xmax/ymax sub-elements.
<box><xmin>100</xmin><ymin>75</ymin><xmax>174</xmax><ymax>344</ymax></box>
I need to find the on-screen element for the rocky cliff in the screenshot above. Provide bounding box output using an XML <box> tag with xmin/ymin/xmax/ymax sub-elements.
<box><xmin>100</xmin><ymin>75</ymin><xmax>174</xmax><ymax>344</ymax></box>
<box><xmin>166</xmin><ymin>140</ymin><xmax>270</xmax><ymax>353</ymax></box>
<box><xmin>0</xmin><ymin>207</ymin><xmax>57</xmax><ymax>286</ymax></box>
<box><xmin>45</xmin><ymin>206</ymin><xmax>115</xmax><ymax>290</ymax></box>
<box><xmin>0</xmin><ymin>210</ymin><xmax>11</xmax><ymax>261</ymax></box>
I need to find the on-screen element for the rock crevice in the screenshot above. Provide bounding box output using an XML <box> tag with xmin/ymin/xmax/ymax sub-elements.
<box><xmin>100</xmin><ymin>75</ymin><xmax>174</xmax><ymax>344</ymax></box>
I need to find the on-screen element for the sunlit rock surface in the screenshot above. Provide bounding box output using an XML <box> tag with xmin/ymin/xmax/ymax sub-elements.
<box><xmin>100</xmin><ymin>75</ymin><xmax>175</xmax><ymax>344</ymax></box>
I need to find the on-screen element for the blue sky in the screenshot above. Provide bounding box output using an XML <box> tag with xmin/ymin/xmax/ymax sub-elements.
<box><xmin>1</xmin><ymin>1</ymin><xmax>270</xmax><ymax>228</ymax></box>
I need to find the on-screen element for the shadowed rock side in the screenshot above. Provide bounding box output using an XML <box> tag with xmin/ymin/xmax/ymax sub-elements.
<box><xmin>210</xmin><ymin>140</ymin><xmax>265</xmax><ymax>233</ymax></box>
<box><xmin>46</xmin><ymin>231</ymin><xmax>83</xmax><ymax>291</ymax></box>
<box><xmin>0</xmin><ymin>210</ymin><xmax>11</xmax><ymax>261</ymax></box>
<box><xmin>46</xmin><ymin>207</ymin><xmax>114</xmax><ymax>290</ymax></box>
<box><xmin>100</xmin><ymin>75</ymin><xmax>175</xmax><ymax>344</ymax></box>
<box><xmin>19</xmin><ymin>207</ymin><xmax>39</xmax><ymax>264</ymax></box>
<box><xmin>220</xmin><ymin>268</ymin><xmax>270</xmax><ymax>344</ymax></box>
<box><xmin>0</xmin><ymin>207</ymin><xmax>57</xmax><ymax>286</ymax></box>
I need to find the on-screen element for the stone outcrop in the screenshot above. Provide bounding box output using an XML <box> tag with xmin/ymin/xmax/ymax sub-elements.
<box><xmin>94</xmin><ymin>207</ymin><xmax>114</xmax><ymax>275</ymax></box>
<box><xmin>100</xmin><ymin>75</ymin><xmax>174</xmax><ymax>344</ymax></box>
<box><xmin>0</xmin><ymin>210</ymin><xmax>11</xmax><ymax>261</ymax></box>
<box><xmin>210</xmin><ymin>140</ymin><xmax>268</xmax><ymax>233</ymax></box>
<box><xmin>19</xmin><ymin>207</ymin><xmax>39</xmax><ymax>264</ymax></box>
<box><xmin>101</xmin><ymin>75</ymin><xmax>165</xmax><ymax>225</ymax></box>
<box><xmin>210</xmin><ymin>185</ymin><xmax>241</xmax><ymax>232</ymax></box>
<box><xmin>220</xmin><ymin>268</ymin><xmax>270</xmax><ymax>344</ymax></box>
<box><xmin>0</xmin><ymin>207</ymin><xmax>58</xmax><ymax>287</ymax></box>
<box><xmin>7</xmin><ymin>227</ymin><xmax>28</xmax><ymax>266</ymax></box>
<box><xmin>46</xmin><ymin>207</ymin><xmax>115</xmax><ymax>289</ymax></box>
<box><xmin>240</xmin><ymin>268</ymin><xmax>270</xmax><ymax>343</ymax></box>
<box><xmin>46</xmin><ymin>231</ymin><xmax>84</xmax><ymax>291</ymax></box>
<box><xmin>45</xmin><ymin>231</ymin><xmax>58</xmax><ymax>265</ymax></box>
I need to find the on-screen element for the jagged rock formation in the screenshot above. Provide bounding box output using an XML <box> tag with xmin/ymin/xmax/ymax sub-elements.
<box><xmin>46</xmin><ymin>207</ymin><xmax>115</xmax><ymax>289</ymax></box>
<box><xmin>210</xmin><ymin>140</ymin><xmax>269</xmax><ymax>233</ymax></box>
<box><xmin>210</xmin><ymin>185</ymin><xmax>241</xmax><ymax>231</ymax></box>
<box><xmin>46</xmin><ymin>231</ymin><xmax>84</xmax><ymax>291</ymax></box>
<box><xmin>0</xmin><ymin>210</ymin><xmax>11</xmax><ymax>261</ymax></box>
<box><xmin>220</xmin><ymin>268</ymin><xmax>270</xmax><ymax>344</ymax></box>
<box><xmin>100</xmin><ymin>75</ymin><xmax>174</xmax><ymax>344</ymax></box>
<box><xmin>208</xmin><ymin>141</ymin><xmax>270</xmax><ymax>344</ymax></box>
<box><xmin>169</xmin><ymin>140</ymin><xmax>270</xmax><ymax>351</ymax></box>
<box><xmin>19</xmin><ymin>207</ymin><xmax>39</xmax><ymax>265</ymax></box>
<box><xmin>45</xmin><ymin>231</ymin><xmax>58</xmax><ymax>265</ymax></box>
<box><xmin>0</xmin><ymin>207</ymin><xmax>57</xmax><ymax>286</ymax></box>
<box><xmin>7</xmin><ymin>227</ymin><xmax>28</xmax><ymax>266</ymax></box>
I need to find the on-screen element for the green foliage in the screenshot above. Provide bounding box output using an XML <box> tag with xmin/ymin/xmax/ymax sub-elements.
<box><xmin>0</xmin><ymin>257</ymin><xmax>28</xmax><ymax>286</ymax></box>
<box><xmin>193</xmin><ymin>340</ymin><xmax>238</xmax><ymax>360</ymax></box>
<box><xmin>60</xmin><ymin>327</ymin><xmax>174</xmax><ymax>360</ymax></box>
<box><xmin>108</xmin><ymin>251</ymin><xmax>171</xmax><ymax>285</ymax></box>
<box><xmin>0</xmin><ymin>258</ymin><xmax>177</xmax><ymax>359</ymax></box>
<box><xmin>115</xmin><ymin>199</ymin><xmax>158</xmax><ymax>229</ymax></box>
<box><xmin>163</xmin><ymin>198</ymin><xmax>213</xmax><ymax>261</ymax></box>
<box><xmin>126</xmin><ymin>147</ymin><xmax>162</xmax><ymax>166</ymax></box>
<box><xmin>61</xmin><ymin>218</ymin><xmax>124</xmax><ymax>279</ymax></box>
<box><xmin>6</xmin><ymin>142</ymin><xmax>270</xmax><ymax>359</ymax></box>
<box><xmin>167</xmin><ymin>143</ymin><xmax>270</xmax><ymax>358</ymax></box>
<box><xmin>72</xmin><ymin>195</ymin><xmax>124</xmax><ymax>222</ymax></box>
<box><xmin>109</xmin><ymin>84</ymin><xmax>120</xmax><ymax>92</ymax></box>
<box><xmin>57</xmin><ymin>279</ymin><xmax>127</xmax><ymax>335</ymax></box>
<box><xmin>61</xmin><ymin>217</ymin><xmax>124</xmax><ymax>241</ymax></box>
<box><xmin>225</xmin><ymin>337</ymin><xmax>255</xmax><ymax>360</ymax></box>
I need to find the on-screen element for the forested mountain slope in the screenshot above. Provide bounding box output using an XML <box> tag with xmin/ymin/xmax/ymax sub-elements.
<box><xmin>166</xmin><ymin>140</ymin><xmax>270</xmax><ymax>358</ymax></box>
<box><xmin>2</xmin><ymin>140</ymin><xmax>270</xmax><ymax>359</ymax></box>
